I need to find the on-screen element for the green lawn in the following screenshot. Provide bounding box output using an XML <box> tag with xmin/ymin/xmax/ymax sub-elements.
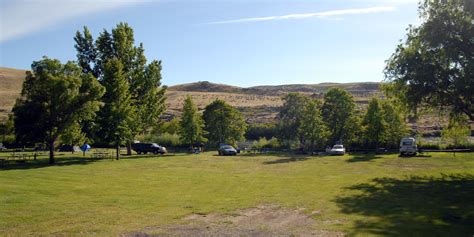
<box><xmin>1</xmin><ymin>151</ymin><xmax>473</xmax><ymax>236</ymax></box>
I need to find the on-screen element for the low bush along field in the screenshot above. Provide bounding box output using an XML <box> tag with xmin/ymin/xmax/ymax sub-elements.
<box><xmin>1</xmin><ymin>151</ymin><xmax>473</xmax><ymax>236</ymax></box>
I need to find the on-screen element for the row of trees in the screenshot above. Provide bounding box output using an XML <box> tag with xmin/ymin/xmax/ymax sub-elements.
<box><xmin>277</xmin><ymin>89</ymin><xmax>407</xmax><ymax>153</ymax></box>
<box><xmin>178</xmin><ymin>96</ymin><xmax>246</xmax><ymax>148</ymax></box>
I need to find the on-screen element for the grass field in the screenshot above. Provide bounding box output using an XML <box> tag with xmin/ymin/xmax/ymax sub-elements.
<box><xmin>1</xmin><ymin>151</ymin><xmax>473</xmax><ymax>236</ymax></box>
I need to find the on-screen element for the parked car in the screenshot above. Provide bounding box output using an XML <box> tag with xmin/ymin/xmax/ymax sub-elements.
<box><xmin>0</xmin><ymin>143</ymin><xmax>6</xmax><ymax>150</ymax></box>
<box><xmin>132</xmin><ymin>143</ymin><xmax>167</xmax><ymax>155</ymax></box>
<box><xmin>329</xmin><ymin>144</ymin><xmax>345</xmax><ymax>155</ymax></box>
<box><xmin>218</xmin><ymin>145</ymin><xmax>237</xmax><ymax>156</ymax></box>
<box><xmin>400</xmin><ymin>137</ymin><xmax>417</xmax><ymax>156</ymax></box>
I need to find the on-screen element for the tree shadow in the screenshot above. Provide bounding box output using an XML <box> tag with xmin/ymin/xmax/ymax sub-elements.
<box><xmin>346</xmin><ymin>154</ymin><xmax>382</xmax><ymax>163</ymax></box>
<box><xmin>262</xmin><ymin>155</ymin><xmax>310</xmax><ymax>165</ymax></box>
<box><xmin>0</xmin><ymin>156</ymin><xmax>101</xmax><ymax>171</ymax></box>
<box><xmin>334</xmin><ymin>173</ymin><xmax>474</xmax><ymax>236</ymax></box>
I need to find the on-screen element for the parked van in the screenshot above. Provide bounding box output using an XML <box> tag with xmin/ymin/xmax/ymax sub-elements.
<box><xmin>400</xmin><ymin>137</ymin><xmax>417</xmax><ymax>156</ymax></box>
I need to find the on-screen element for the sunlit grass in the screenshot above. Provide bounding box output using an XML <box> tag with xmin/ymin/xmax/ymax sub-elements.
<box><xmin>0</xmin><ymin>151</ymin><xmax>473</xmax><ymax>235</ymax></box>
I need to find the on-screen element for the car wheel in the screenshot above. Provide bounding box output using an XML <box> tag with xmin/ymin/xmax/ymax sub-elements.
<box><xmin>137</xmin><ymin>151</ymin><xmax>141</xmax><ymax>155</ymax></box>
<box><xmin>153</xmin><ymin>150</ymin><xmax>158</xmax><ymax>154</ymax></box>
<box><xmin>144</xmin><ymin>151</ymin><xmax>148</xmax><ymax>154</ymax></box>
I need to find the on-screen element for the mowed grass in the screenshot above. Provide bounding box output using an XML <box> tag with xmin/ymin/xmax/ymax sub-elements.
<box><xmin>1</xmin><ymin>151</ymin><xmax>473</xmax><ymax>236</ymax></box>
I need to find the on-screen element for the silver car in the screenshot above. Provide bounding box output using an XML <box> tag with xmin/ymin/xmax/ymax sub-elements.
<box><xmin>330</xmin><ymin>145</ymin><xmax>345</xmax><ymax>155</ymax></box>
<box><xmin>218</xmin><ymin>145</ymin><xmax>237</xmax><ymax>156</ymax></box>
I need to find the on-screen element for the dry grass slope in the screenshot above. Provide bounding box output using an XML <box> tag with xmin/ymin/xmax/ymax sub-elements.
<box><xmin>0</xmin><ymin>67</ymin><xmax>27</xmax><ymax>121</ymax></box>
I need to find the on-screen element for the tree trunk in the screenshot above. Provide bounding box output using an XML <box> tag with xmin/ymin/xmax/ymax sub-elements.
<box><xmin>49</xmin><ymin>140</ymin><xmax>55</xmax><ymax>164</ymax></box>
<box><xmin>116</xmin><ymin>144</ymin><xmax>120</xmax><ymax>160</ymax></box>
<box><xmin>126</xmin><ymin>141</ymin><xmax>132</xmax><ymax>156</ymax></box>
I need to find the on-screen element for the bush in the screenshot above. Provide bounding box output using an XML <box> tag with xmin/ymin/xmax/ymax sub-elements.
<box><xmin>245</xmin><ymin>123</ymin><xmax>278</xmax><ymax>140</ymax></box>
<box><xmin>418</xmin><ymin>143</ymin><xmax>443</xmax><ymax>150</ymax></box>
<box><xmin>252</xmin><ymin>137</ymin><xmax>281</xmax><ymax>149</ymax></box>
<box><xmin>445</xmin><ymin>143</ymin><xmax>474</xmax><ymax>150</ymax></box>
<box><xmin>141</xmin><ymin>133</ymin><xmax>181</xmax><ymax>147</ymax></box>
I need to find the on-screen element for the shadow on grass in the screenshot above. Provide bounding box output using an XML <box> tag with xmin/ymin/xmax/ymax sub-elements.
<box><xmin>346</xmin><ymin>154</ymin><xmax>382</xmax><ymax>163</ymax></box>
<box><xmin>334</xmin><ymin>173</ymin><xmax>474</xmax><ymax>236</ymax></box>
<box><xmin>0</xmin><ymin>156</ymin><xmax>100</xmax><ymax>171</ymax></box>
<box><xmin>262</xmin><ymin>155</ymin><xmax>310</xmax><ymax>165</ymax></box>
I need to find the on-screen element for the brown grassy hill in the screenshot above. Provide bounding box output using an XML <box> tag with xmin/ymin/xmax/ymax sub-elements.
<box><xmin>0</xmin><ymin>67</ymin><xmax>381</xmax><ymax>124</ymax></box>
<box><xmin>168</xmin><ymin>81</ymin><xmax>242</xmax><ymax>93</ymax></box>
<box><xmin>0</xmin><ymin>67</ymin><xmax>27</xmax><ymax>121</ymax></box>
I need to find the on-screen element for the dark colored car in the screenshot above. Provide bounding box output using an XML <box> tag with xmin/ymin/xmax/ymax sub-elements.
<box><xmin>218</xmin><ymin>145</ymin><xmax>237</xmax><ymax>156</ymax></box>
<box><xmin>132</xmin><ymin>143</ymin><xmax>167</xmax><ymax>154</ymax></box>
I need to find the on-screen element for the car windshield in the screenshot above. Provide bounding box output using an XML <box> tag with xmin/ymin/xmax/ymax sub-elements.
<box><xmin>151</xmin><ymin>143</ymin><xmax>160</xmax><ymax>147</ymax></box>
<box><xmin>221</xmin><ymin>145</ymin><xmax>233</xmax><ymax>149</ymax></box>
<box><xmin>402</xmin><ymin>141</ymin><xmax>412</xmax><ymax>146</ymax></box>
<box><xmin>333</xmin><ymin>145</ymin><xmax>343</xmax><ymax>149</ymax></box>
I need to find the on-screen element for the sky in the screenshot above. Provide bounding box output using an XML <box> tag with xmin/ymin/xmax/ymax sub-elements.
<box><xmin>0</xmin><ymin>0</ymin><xmax>420</xmax><ymax>87</ymax></box>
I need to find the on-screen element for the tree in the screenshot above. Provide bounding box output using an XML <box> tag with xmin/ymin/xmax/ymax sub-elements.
<box><xmin>0</xmin><ymin>114</ymin><xmax>15</xmax><ymax>143</ymax></box>
<box><xmin>442</xmin><ymin>114</ymin><xmax>471</xmax><ymax>147</ymax></box>
<box><xmin>321</xmin><ymin>88</ymin><xmax>357</xmax><ymax>145</ymax></box>
<box><xmin>385</xmin><ymin>0</ymin><xmax>474</xmax><ymax>120</ymax></box>
<box><xmin>299</xmin><ymin>100</ymin><xmax>328</xmax><ymax>153</ymax></box>
<box><xmin>179</xmin><ymin>96</ymin><xmax>207</xmax><ymax>148</ymax></box>
<box><xmin>59</xmin><ymin>121</ymin><xmax>87</xmax><ymax>149</ymax></box>
<box><xmin>13</xmin><ymin>57</ymin><xmax>104</xmax><ymax>164</ymax></box>
<box><xmin>278</xmin><ymin>93</ymin><xmax>310</xmax><ymax>143</ymax></box>
<box><xmin>362</xmin><ymin>98</ymin><xmax>386</xmax><ymax>149</ymax></box>
<box><xmin>381</xmin><ymin>101</ymin><xmax>408</xmax><ymax>148</ymax></box>
<box><xmin>96</xmin><ymin>59</ymin><xmax>134</xmax><ymax>160</ymax></box>
<box><xmin>74</xmin><ymin>23</ymin><xmax>167</xmax><ymax>153</ymax></box>
<box><xmin>203</xmin><ymin>99</ymin><xmax>247</xmax><ymax>146</ymax></box>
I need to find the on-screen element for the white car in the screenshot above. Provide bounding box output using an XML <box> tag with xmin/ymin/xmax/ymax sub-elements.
<box><xmin>330</xmin><ymin>145</ymin><xmax>345</xmax><ymax>155</ymax></box>
<box><xmin>400</xmin><ymin>137</ymin><xmax>417</xmax><ymax>156</ymax></box>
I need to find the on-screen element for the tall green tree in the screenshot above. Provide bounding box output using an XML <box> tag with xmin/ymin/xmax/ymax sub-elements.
<box><xmin>74</xmin><ymin>23</ymin><xmax>166</xmax><ymax>153</ymax></box>
<box><xmin>385</xmin><ymin>0</ymin><xmax>474</xmax><ymax>120</ymax></box>
<box><xmin>203</xmin><ymin>99</ymin><xmax>247</xmax><ymax>146</ymax></box>
<box><xmin>278</xmin><ymin>93</ymin><xmax>310</xmax><ymax>143</ymax></box>
<box><xmin>97</xmin><ymin>59</ymin><xmax>134</xmax><ymax>160</ymax></box>
<box><xmin>321</xmin><ymin>88</ymin><xmax>357</xmax><ymax>145</ymax></box>
<box><xmin>381</xmin><ymin>101</ymin><xmax>407</xmax><ymax>148</ymax></box>
<box><xmin>179</xmin><ymin>96</ymin><xmax>207</xmax><ymax>148</ymax></box>
<box><xmin>362</xmin><ymin>98</ymin><xmax>386</xmax><ymax>149</ymax></box>
<box><xmin>13</xmin><ymin>57</ymin><xmax>104</xmax><ymax>164</ymax></box>
<box><xmin>299</xmin><ymin>100</ymin><xmax>328</xmax><ymax>153</ymax></box>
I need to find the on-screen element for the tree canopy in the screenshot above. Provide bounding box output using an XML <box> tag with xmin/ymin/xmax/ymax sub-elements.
<box><xmin>278</xmin><ymin>93</ymin><xmax>310</xmax><ymax>142</ymax></box>
<box><xmin>97</xmin><ymin>58</ymin><xmax>135</xmax><ymax>159</ymax></box>
<box><xmin>384</xmin><ymin>0</ymin><xmax>474</xmax><ymax>120</ymax></box>
<box><xmin>13</xmin><ymin>57</ymin><xmax>104</xmax><ymax>163</ymax></box>
<box><xmin>299</xmin><ymin>100</ymin><xmax>328</xmax><ymax>152</ymax></box>
<box><xmin>321</xmin><ymin>88</ymin><xmax>357</xmax><ymax>145</ymax></box>
<box><xmin>203</xmin><ymin>99</ymin><xmax>247</xmax><ymax>146</ymax></box>
<box><xmin>179</xmin><ymin>96</ymin><xmax>207</xmax><ymax>147</ymax></box>
<box><xmin>74</xmin><ymin>23</ymin><xmax>166</xmax><ymax>151</ymax></box>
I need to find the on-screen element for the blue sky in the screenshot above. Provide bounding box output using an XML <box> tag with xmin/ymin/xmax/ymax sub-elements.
<box><xmin>0</xmin><ymin>0</ymin><xmax>420</xmax><ymax>87</ymax></box>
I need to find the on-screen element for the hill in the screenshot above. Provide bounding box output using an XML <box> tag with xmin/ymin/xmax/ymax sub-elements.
<box><xmin>0</xmin><ymin>67</ymin><xmax>27</xmax><ymax>121</ymax></box>
<box><xmin>0</xmin><ymin>67</ymin><xmax>450</xmax><ymax>135</ymax></box>
<box><xmin>1</xmin><ymin>68</ymin><xmax>381</xmax><ymax>124</ymax></box>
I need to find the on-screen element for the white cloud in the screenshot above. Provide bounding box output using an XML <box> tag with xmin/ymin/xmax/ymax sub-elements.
<box><xmin>206</xmin><ymin>6</ymin><xmax>397</xmax><ymax>24</ymax></box>
<box><xmin>0</xmin><ymin>0</ymin><xmax>144</xmax><ymax>43</ymax></box>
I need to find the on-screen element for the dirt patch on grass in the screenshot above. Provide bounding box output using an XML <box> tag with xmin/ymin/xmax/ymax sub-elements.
<box><xmin>124</xmin><ymin>205</ymin><xmax>344</xmax><ymax>236</ymax></box>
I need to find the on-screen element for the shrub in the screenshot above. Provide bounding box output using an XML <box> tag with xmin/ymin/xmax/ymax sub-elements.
<box><xmin>142</xmin><ymin>133</ymin><xmax>181</xmax><ymax>147</ymax></box>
